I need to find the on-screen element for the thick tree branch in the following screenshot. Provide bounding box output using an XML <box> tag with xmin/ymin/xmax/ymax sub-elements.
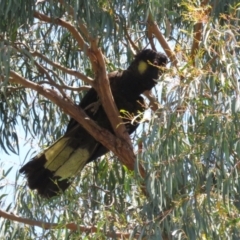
<box><xmin>84</xmin><ymin>48</ymin><xmax>148</xmax><ymax>184</ymax></box>
<box><xmin>9</xmin><ymin>71</ymin><xmax>145</xmax><ymax>178</ymax></box>
<box><xmin>32</xmin><ymin>8</ymin><xmax>145</xmax><ymax>182</ymax></box>
<box><xmin>93</xmin><ymin>49</ymin><xmax>132</xmax><ymax>147</ymax></box>
<box><xmin>0</xmin><ymin>209</ymin><xmax>138</xmax><ymax>238</ymax></box>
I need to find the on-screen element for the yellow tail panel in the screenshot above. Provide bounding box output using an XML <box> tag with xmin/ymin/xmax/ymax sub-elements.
<box><xmin>43</xmin><ymin>137</ymin><xmax>90</xmax><ymax>179</ymax></box>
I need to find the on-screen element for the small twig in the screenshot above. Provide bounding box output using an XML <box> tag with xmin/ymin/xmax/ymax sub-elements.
<box><xmin>13</xmin><ymin>44</ymin><xmax>94</xmax><ymax>86</ymax></box>
<box><xmin>43</xmin><ymin>66</ymin><xmax>91</xmax><ymax>92</ymax></box>
<box><xmin>202</xmin><ymin>55</ymin><xmax>218</xmax><ymax>70</ymax></box>
<box><xmin>84</xmin><ymin>100</ymin><xmax>101</xmax><ymax>114</ymax></box>
<box><xmin>147</xmin><ymin>26</ymin><xmax>157</xmax><ymax>52</ymax></box>
<box><xmin>34</xmin><ymin>61</ymin><xmax>67</xmax><ymax>98</ymax></box>
<box><xmin>137</xmin><ymin>138</ymin><xmax>143</xmax><ymax>154</ymax></box>
<box><xmin>124</xmin><ymin>25</ymin><xmax>139</xmax><ymax>54</ymax></box>
<box><xmin>6</xmin><ymin>86</ymin><xmax>25</xmax><ymax>92</ymax></box>
<box><xmin>143</xmin><ymin>90</ymin><xmax>159</xmax><ymax>112</ymax></box>
<box><xmin>30</xmin><ymin>50</ymin><xmax>94</xmax><ymax>86</ymax></box>
<box><xmin>13</xmin><ymin>45</ymin><xmax>91</xmax><ymax>94</ymax></box>
<box><xmin>56</xmin><ymin>0</ymin><xmax>90</xmax><ymax>41</ymax></box>
<box><xmin>38</xmin><ymin>81</ymin><xmax>91</xmax><ymax>92</ymax></box>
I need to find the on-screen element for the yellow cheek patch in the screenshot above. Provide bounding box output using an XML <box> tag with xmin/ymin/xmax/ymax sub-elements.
<box><xmin>138</xmin><ymin>61</ymin><xmax>148</xmax><ymax>74</ymax></box>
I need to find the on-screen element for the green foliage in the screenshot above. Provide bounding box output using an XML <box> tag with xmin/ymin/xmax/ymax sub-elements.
<box><xmin>0</xmin><ymin>0</ymin><xmax>240</xmax><ymax>239</ymax></box>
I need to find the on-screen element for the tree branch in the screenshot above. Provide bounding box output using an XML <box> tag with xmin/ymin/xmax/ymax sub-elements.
<box><xmin>37</xmin><ymin>81</ymin><xmax>91</xmax><ymax>92</ymax></box>
<box><xmin>34</xmin><ymin>61</ymin><xmax>68</xmax><ymax>98</ymax></box>
<box><xmin>34</xmin><ymin>11</ymin><xmax>88</xmax><ymax>52</ymax></box>
<box><xmin>0</xmin><ymin>209</ymin><xmax>138</xmax><ymax>238</ymax></box>
<box><xmin>190</xmin><ymin>0</ymin><xmax>211</xmax><ymax>65</ymax></box>
<box><xmin>32</xmin><ymin>11</ymin><xmax>100</xmax><ymax>80</ymax></box>
<box><xmin>31</xmin><ymin>50</ymin><xmax>94</xmax><ymax>86</ymax></box>
<box><xmin>37</xmin><ymin>64</ymin><xmax>91</xmax><ymax>93</ymax></box>
<box><xmin>56</xmin><ymin>0</ymin><xmax>90</xmax><ymax>41</ymax></box>
<box><xmin>147</xmin><ymin>25</ymin><xmax>157</xmax><ymax>52</ymax></box>
<box><xmin>143</xmin><ymin>90</ymin><xmax>160</xmax><ymax>112</ymax></box>
<box><xmin>93</xmin><ymin>49</ymin><xmax>132</xmax><ymax>147</ymax></box>
<box><xmin>191</xmin><ymin>22</ymin><xmax>203</xmax><ymax>65</ymax></box>
<box><xmin>147</xmin><ymin>13</ymin><xmax>178</xmax><ymax>67</ymax></box>
<box><xmin>32</xmin><ymin>9</ymin><xmax>146</xmax><ymax>182</ymax></box>
<box><xmin>124</xmin><ymin>25</ymin><xmax>139</xmax><ymax>54</ymax></box>
<box><xmin>9</xmin><ymin>71</ymin><xmax>145</xmax><ymax>178</ymax></box>
<box><xmin>87</xmin><ymin>48</ymin><xmax>148</xmax><ymax>184</ymax></box>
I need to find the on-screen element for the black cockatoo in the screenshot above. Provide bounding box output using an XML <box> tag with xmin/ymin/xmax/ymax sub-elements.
<box><xmin>20</xmin><ymin>49</ymin><xmax>167</xmax><ymax>198</ymax></box>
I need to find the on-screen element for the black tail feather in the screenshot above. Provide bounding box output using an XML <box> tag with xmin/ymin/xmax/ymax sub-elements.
<box><xmin>20</xmin><ymin>154</ymin><xmax>71</xmax><ymax>198</ymax></box>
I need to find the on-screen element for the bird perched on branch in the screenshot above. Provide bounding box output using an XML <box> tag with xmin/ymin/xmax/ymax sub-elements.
<box><xmin>20</xmin><ymin>49</ymin><xmax>167</xmax><ymax>198</ymax></box>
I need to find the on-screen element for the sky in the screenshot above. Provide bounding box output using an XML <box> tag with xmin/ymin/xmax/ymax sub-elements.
<box><xmin>0</xmin><ymin>122</ymin><xmax>40</xmax><ymax>206</ymax></box>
